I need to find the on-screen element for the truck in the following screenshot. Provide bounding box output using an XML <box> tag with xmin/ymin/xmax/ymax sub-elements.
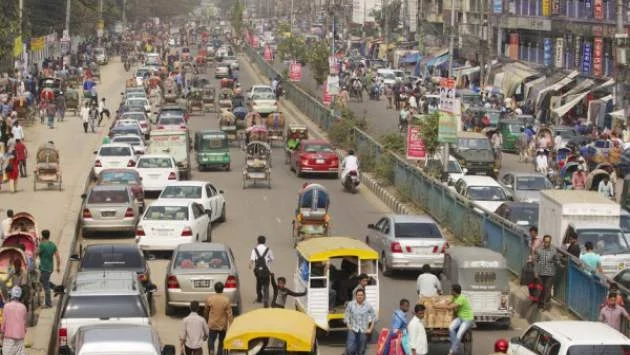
<box><xmin>147</xmin><ymin>129</ymin><xmax>191</xmax><ymax>179</ymax></box>
<box><xmin>539</xmin><ymin>190</ymin><xmax>630</xmax><ymax>276</ymax></box>
<box><xmin>449</xmin><ymin>132</ymin><xmax>497</xmax><ymax>178</ymax></box>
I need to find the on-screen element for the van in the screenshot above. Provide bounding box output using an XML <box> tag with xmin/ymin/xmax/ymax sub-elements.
<box><xmin>148</xmin><ymin>130</ymin><xmax>192</xmax><ymax>179</ymax></box>
<box><xmin>509</xmin><ymin>321</ymin><xmax>630</xmax><ymax>355</ymax></box>
<box><xmin>64</xmin><ymin>324</ymin><xmax>175</xmax><ymax>355</ymax></box>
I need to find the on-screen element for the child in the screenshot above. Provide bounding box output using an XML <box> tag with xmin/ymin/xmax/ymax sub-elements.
<box><xmin>270</xmin><ymin>274</ymin><xmax>306</xmax><ymax>308</ymax></box>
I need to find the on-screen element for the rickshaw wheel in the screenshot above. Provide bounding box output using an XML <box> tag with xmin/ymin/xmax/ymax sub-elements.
<box><xmin>33</xmin><ymin>179</ymin><xmax>37</xmax><ymax>191</ymax></box>
<box><xmin>380</xmin><ymin>253</ymin><xmax>392</xmax><ymax>276</ymax></box>
<box><xmin>225</xmin><ymin>163</ymin><xmax>231</xmax><ymax>171</ymax></box>
<box><xmin>462</xmin><ymin>330</ymin><xmax>473</xmax><ymax>355</ymax></box>
<box><xmin>267</xmin><ymin>175</ymin><xmax>272</xmax><ymax>189</ymax></box>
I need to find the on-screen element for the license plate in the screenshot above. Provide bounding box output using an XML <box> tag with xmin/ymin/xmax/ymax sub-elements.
<box><xmin>249</xmin><ymin>172</ymin><xmax>266</xmax><ymax>178</ymax></box>
<box><xmin>154</xmin><ymin>230</ymin><xmax>172</xmax><ymax>237</ymax></box>
<box><xmin>316</xmin><ymin>159</ymin><xmax>325</xmax><ymax>164</ymax></box>
<box><xmin>221</xmin><ymin>126</ymin><xmax>236</xmax><ymax>130</ymax></box>
<box><xmin>149</xmin><ymin>174</ymin><xmax>161</xmax><ymax>179</ymax></box>
<box><xmin>193</xmin><ymin>279</ymin><xmax>212</xmax><ymax>288</ymax></box>
<box><xmin>101</xmin><ymin>211</ymin><xmax>116</xmax><ymax>217</ymax></box>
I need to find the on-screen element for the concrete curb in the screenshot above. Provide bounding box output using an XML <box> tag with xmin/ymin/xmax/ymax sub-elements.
<box><xmin>509</xmin><ymin>284</ymin><xmax>578</xmax><ymax>324</ymax></box>
<box><xmin>360</xmin><ymin>173</ymin><xmax>412</xmax><ymax>215</ymax></box>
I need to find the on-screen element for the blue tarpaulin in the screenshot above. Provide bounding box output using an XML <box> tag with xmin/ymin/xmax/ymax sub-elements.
<box><xmin>400</xmin><ymin>52</ymin><xmax>421</xmax><ymax>64</ymax></box>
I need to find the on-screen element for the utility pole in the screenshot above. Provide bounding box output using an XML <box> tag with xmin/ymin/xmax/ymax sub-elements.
<box><xmin>418</xmin><ymin>0</ymin><xmax>423</xmax><ymax>52</ymax></box>
<box><xmin>122</xmin><ymin>0</ymin><xmax>127</xmax><ymax>29</ymax></box>
<box><xmin>383</xmin><ymin>0</ymin><xmax>389</xmax><ymax>63</ymax></box>
<box><xmin>615</xmin><ymin>0</ymin><xmax>626</xmax><ymax>111</ymax></box>
<box><xmin>446</xmin><ymin>0</ymin><xmax>455</xmax><ymax>78</ymax></box>
<box><xmin>97</xmin><ymin>0</ymin><xmax>104</xmax><ymax>46</ymax></box>
<box><xmin>65</xmin><ymin>0</ymin><xmax>71</xmax><ymax>36</ymax></box>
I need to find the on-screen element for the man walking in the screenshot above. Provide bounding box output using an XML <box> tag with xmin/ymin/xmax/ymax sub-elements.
<box><xmin>534</xmin><ymin>235</ymin><xmax>559</xmax><ymax>311</ymax></box>
<box><xmin>37</xmin><ymin>229</ymin><xmax>60</xmax><ymax>308</ymax></box>
<box><xmin>179</xmin><ymin>301</ymin><xmax>208</xmax><ymax>355</ymax></box>
<box><xmin>600</xmin><ymin>292</ymin><xmax>630</xmax><ymax>331</ymax></box>
<box><xmin>80</xmin><ymin>102</ymin><xmax>90</xmax><ymax>133</ymax></box>
<box><xmin>249</xmin><ymin>235</ymin><xmax>273</xmax><ymax>307</ymax></box>
<box><xmin>1</xmin><ymin>209</ymin><xmax>14</xmax><ymax>238</ymax></box>
<box><xmin>407</xmin><ymin>304</ymin><xmax>428</xmax><ymax>355</ymax></box>
<box><xmin>14</xmin><ymin>139</ymin><xmax>26</xmax><ymax>178</ymax></box>
<box><xmin>438</xmin><ymin>284</ymin><xmax>474</xmax><ymax>355</ymax></box>
<box><xmin>205</xmin><ymin>282</ymin><xmax>233</xmax><ymax>355</ymax></box>
<box><xmin>1</xmin><ymin>286</ymin><xmax>27</xmax><ymax>355</ymax></box>
<box><xmin>343</xmin><ymin>289</ymin><xmax>376</xmax><ymax>355</ymax></box>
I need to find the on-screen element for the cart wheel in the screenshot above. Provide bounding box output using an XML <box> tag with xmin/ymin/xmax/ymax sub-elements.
<box><xmin>242</xmin><ymin>175</ymin><xmax>246</xmax><ymax>189</ymax></box>
<box><xmin>268</xmin><ymin>175</ymin><xmax>271</xmax><ymax>189</ymax></box>
<box><xmin>462</xmin><ymin>330</ymin><xmax>473</xmax><ymax>355</ymax></box>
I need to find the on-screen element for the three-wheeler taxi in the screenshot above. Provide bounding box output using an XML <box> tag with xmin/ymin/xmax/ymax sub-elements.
<box><xmin>294</xmin><ymin>237</ymin><xmax>379</xmax><ymax>331</ymax></box>
<box><xmin>194</xmin><ymin>130</ymin><xmax>231</xmax><ymax>171</ymax></box>
<box><xmin>223</xmin><ymin>308</ymin><xmax>319</xmax><ymax>354</ymax></box>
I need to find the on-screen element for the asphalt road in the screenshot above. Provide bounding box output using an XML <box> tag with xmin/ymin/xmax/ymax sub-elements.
<box><xmin>37</xmin><ymin>53</ymin><xmax>529</xmax><ymax>355</ymax></box>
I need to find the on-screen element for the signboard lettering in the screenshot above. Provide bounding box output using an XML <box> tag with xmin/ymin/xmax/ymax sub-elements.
<box><xmin>406</xmin><ymin>125</ymin><xmax>426</xmax><ymax>160</ymax></box>
<box><xmin>593</xmin><ymin>37</ymin><xmax>604</xmax><ymax>77</ymax></box>
<box><xmin>582</xmin><ymin>41</ymin><xmax>592</xmax><ymax>74</ymax></box>
<box><xmin>555</xmin><ymin>37</ymin><xmax>564</xmax><ymax>68</ymax></box>
<box><xmin>543</xmin><ymin>38</ymin><xmax>553</xmax><ymax>67</ymax></box>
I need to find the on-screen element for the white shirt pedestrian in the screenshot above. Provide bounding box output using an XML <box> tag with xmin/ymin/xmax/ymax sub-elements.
<box><xmin>408</xmin><ymin>310</ymin><xmax>428</xmax><ymax>355</ymax></box>
<box><xmin>598</xmin><ymin>180</ymin><xmax>614</xmax><ymax>199</ymax></box>
<box><xmin>341</xmin><ymin>154</ymin><xmax>359</xmax><ymax>182</ymax></box>
<box><xmin>11</xmin><ymin>124</ymin><xmax>24</xmax><ymax>141</ymax></box>
<box><xmin>250</xmin><ymin>243</ymin><xmax>273</xmax><ymax>268</ymax></box>
<box><xmin>416</xmin><ymin>272</ymin><xmax>442</xmax><ymax>298</ymax></box>
<box><xmin>536</xmin><ymin>154</ymin><xmax>548</xmax><ymax>174</ymax></box>
<box><xmin>80</xmin><ymin>106</ymin><xmax>89</xmax><ymax>123</ymax></box>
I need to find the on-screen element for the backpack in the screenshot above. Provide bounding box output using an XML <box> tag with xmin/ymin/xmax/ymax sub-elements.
<box><xmin>254</xmin><ymin>247</ymin><xmax>270</xmax><ymax>278</ymax></box>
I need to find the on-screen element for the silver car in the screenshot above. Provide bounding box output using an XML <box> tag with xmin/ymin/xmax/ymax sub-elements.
<box><xmin>165</xmin><ymin>243</ymin><xmax>241</xmax><ymax>316</ymax></box>
<box><xmin>365</xmin><ymin>214</ymin><xmax>448</xmax><ymax>276</ymax></box>
<box><xmin>64</xmin><ymin>324</ymin><xmax>175</xmax><ymax>355</ymax></box>
<box><xmin>81</xmin><ymin>185</ymin><xmax>140</xmax><ymax>237</ymax></box>
<box><xmin>499</xmin><ymin>172</ymin><xmax>553</xmax><ymax>203</ymax></box>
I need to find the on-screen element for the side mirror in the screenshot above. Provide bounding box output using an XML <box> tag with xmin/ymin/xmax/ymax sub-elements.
<box><xmin>462</xmin><ymin>168</ymin><xmax>468</xmax><ymax>175</ymax></box>
<box><xmin>510</xmin><ymin>336</ymin><xmax>521</xmax><ymax>345</ymax></box>
<box><xmin>205</xmin><ymin>209</ymin><xmax>212</xmax><ymax>215</ymax></box>
<box><xmin>162</xmin><ymin>345</ymin><xmax>176</xmax><ymax>355</ymax></box>
<box><xmin>367</xmin><ymin>223</ymin><xmax>375</xmax><ymax>229</ymax></box>
<box><xmin>505</xmin><ymin>184</ymin><xmax>512</xmax><ymax>189</ymax></box>
<box><xmin>59</xmin><ymin>345</ymin><xmax>71</xmax><ymax>355</ymax></box>
<box><xmin>53</xmin><ymin>285</ymin><xmax>66</xmax><ymax>295</ymax></box>
<box><xmin>81</xmin><ymin>193</ymin><xmax>87</xmax><ymax>199</ymax></box>
<box><xmin>93</xmin><ymin>151</ymin><xmax>98</xmax><ymax>154</ymax></box>
<box><xmin>120</xmin><ymin>92</ymin><xmax>124</xmax><ymax>95</ymax></box>
<box><xmin>219</xmin><ymin>190</ymin><xmax>224</xmax><ymax>194</ymax></box>
<box><xmin>70</xmin><ymin>254</ymin><xmax>80</xmax><ymax>261</ymax></box>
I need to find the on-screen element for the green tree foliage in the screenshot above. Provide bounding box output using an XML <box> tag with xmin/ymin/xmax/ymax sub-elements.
<box><xmin>370</xmin><ymin>0</ymin><xmax>401</xmax><ymax>36</ymax></box>
<box><xmin>276</xmin><ymin>35</ymin><xmax>306</xmax><ymax>62</ymax></box>
<box><xmin>276</xmin><ymin>21</ymin><xmax>290</xmax><ymax>34</ymax></box>
<box><xmin>231</xmin><ymin>0</ymin><xmax>244</xmax><ymax>37</ymax></box>
<box><xmin>306</xmin><ymin>40</ymin><xmax>330</xmax><ymax>86</ymax></box>
<box><xmin>416</xmin><ymin>112</ymin><xmax>440</xmax><ymax>155</ymax></box>
<box><xmin>0</xmin><ymin>1</ymin><xmax>19</xmax><ymax>60</ymax></box>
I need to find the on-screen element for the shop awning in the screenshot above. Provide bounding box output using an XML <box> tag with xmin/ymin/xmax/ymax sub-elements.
<box><xmin>400</xmin><ymin>52</ymin><xmax>421</xmax><ymax>64</ymax></box>
<box><xmin>523</xmin><ymin>76</ymin><xmax>546</xmax><ymax>99</ymax></box>
<box><xmin>593</xmin><ymin>78</ymin><xmax>615</xmax><ymax>91</ymax></box>
<box><xmin>552</xmin><ymin>91</ymin><xmax>589</xmax><ymax>119</ymax></box>
<box><xmin>609</xmin><ymin>109</ymin><xmax>625</xmax><ymax>120</ymax></box>
<box><xmin>535</xmin><ymin>71</ymin><xmax>579</xmax><ymax>112</ymax></box>
<box><xmin>498</xmin><ymin>62</ymin><xmax>539</xmax><ymax>97</ymax></box>
<box><xmin>563</xmin><ymin>79</ymin><xmax>595</xmax><ymax>97</ymax></box>
<box><xmin>426</xmin><ymin>53</ymin><xmax>449</xmax><ymax>68</ymax></box>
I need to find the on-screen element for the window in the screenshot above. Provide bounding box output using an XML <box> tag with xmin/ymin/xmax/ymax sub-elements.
<box><xmin>381</xmin><ymin>219</ymin><xmax>391</xmax><ymax>234</ymax></box>
<box><xmin>62</xmin><ymin>295</ymin><xmax>148</xmax><ymax>318</ymax></box>
<box><xmin>473</xmin><ymin>271</ymin><xmax>497</xmax><ymax>285</ymax></box>
<box><xmin>466</xmin><ymin>186</ymin><xmax>507</xmax><ymax>201</ymax></box>
<box><xmin>162</xmin><ymin>186</ymin><xmax>202</xmax><ymax>199</ymax></box>
<box><xmin>99</xmin><ymin>172</ymin><xmax>139</xmax><ymax>185</ymax></box>
<box><xmin>394</xmin><ymin>222</ymin><xmax>442</xmax><ymax>238</ymax></box>
<box><xmin>158</xmin><ymin>116</ymin><xmax>184</xmax><ymax>125</ymax></box>
<box><xmin>174</xmin><ymin>250</ymin><xmax>230</xmax><ymax>270</ymax></box>
<box><xmin>192</xmin><ymin>204</ymin><xmax>206</xmax><ymax>218</ymax></box>
<box><xmin>88</xmin><ymin>189</ymin><xmax>130</xmax><ymax>204</ymax></box>
<box><xmin>144</xmin><ymin>206</ymin><xmax>189</xmax><ymax>221</ymax></box>
<box><xmin>99</xmin><ymin>147</ymin><xmax>132</xmax><ymax>156</ymax></box>
<box><xmin>520</xmin><ymin>327</ymin><xmax>543</xmax><ymax>353</ymax></box>
<box><xmin>137</xmin><ymin>158</ymin><xmax>172</xmax><ymax>169</ymax></box>
<box><xmin>303</xmin><ymin>144</ymin><xmax>333</xmax><ymax>153</ymax></box>
<box><xmin>516</xmin><ymin>176</ymin><xmax>552</xmax><ymax>190</ymax></box>
<box><xmin>81</xmin><ymin>249</ymin><xmax>143</xmax><ymax>269</ymax></box>
<box><xmin>457</xmin><ymin>138</ymin><xmax>491</xmax><ymax>149</ymax></box>
<box><xmin>206</xmin><ymin>184</ymin><xmax>216</xmax><ymax>197</ymax></box>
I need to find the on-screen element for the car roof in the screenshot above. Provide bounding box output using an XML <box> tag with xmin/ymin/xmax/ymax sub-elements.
<box><xmin>112</xmin><ymin>134</ymin><xmax>143</xmax><ymax>140</ymax></box>
<box><xmin>532</xmin><ymin>321</ymin><xmax>630</xmax><ymax>344</ymax></box>
<box><xmin>147</xmin><ymin>199</ymin><xmax>193</xmax><ymax>207</ymax></box>
<box><xmin>387</xmin><ymin>214</ymin><xmax>439</xmax><ymax>224</ymax></box>
<box><xmin>138</xmin><ymin>154</ymin><xmax>172</xmax><ymax>159</ymax></box>
<box><xmin>164</xmin><ymin>180</ymin><xmax>207</xmax><ymax>187</ymax></box>
<box><xmin>302</xmin><ymin>139</ymin><xmax>330</xmax><ymax>145</ymax></box>
<box><xmin>175</xmin><ymin>242</ymin><xmax>229</xmax><ymax>252</ymax></box>
<box><xmin>70</xmin><ymin>271</ymin><xmax>139</xmax><ymax>294</ymax></box>
<box><xmin>457</xmin><ymin>176</ymin><xmax>502</xmax><ymax>186</ymax></box>
<box><xmin>77</xmin><ymin>324</ymin><xmax>159</xmax><ymax>354</ymax></box>
<box><xmin>99</xmin><ymin>143</ymin><xmax>134</xmax><ymax>149</ymax></box>
<box><xmin>84</xmin><ymin>243</ymin><xmax>142</xmax><ymax>253</ymax></box>
<box><xmin>90</xmin><ymin>185</ymin><xmax>129</xmax><ymax>192</ymax></box>
<box><xmin>98</xmin><ymin>168</ymin><xmax>140</xmax><ymax>176</ymax></box>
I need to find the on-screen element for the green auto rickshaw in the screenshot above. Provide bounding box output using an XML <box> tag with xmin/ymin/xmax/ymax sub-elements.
<box><xmin>194</xmin><ymin>130</ymin><xmax>231</xmax><ymax>171</ymax></box>
<box><xmin>497</xmin><ymin>115</ymin><xmax>535</xmax><ymax>152</ymax></box>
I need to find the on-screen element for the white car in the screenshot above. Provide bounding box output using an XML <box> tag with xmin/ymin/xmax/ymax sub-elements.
<box><xmin>247</xmin><ymin>85</ymin><xmax>273</xmax><ymax>100</ymax></box>
<box><xmin>135</xmin><ymin>67</ymin><xmax>150</xmax><ymax>85</ymax></box>
<box><xmin>251</xmin><ymin>92</ymin><xmax>278</xmax><ymax>112</ymax></box>
<box><xmin>111</xmin><ymin>134</ymin><xmax>147</xmax><ymax>155</ymax></box>
<box><xmin>93</xmin><ymin>144</ymin><xmax>136</xmax><ymax>177</ymax></box>
<box><xmin>136</xmin><ymin>200</ymin><xmax>211</xmax><ymax>251</ymax></box>
<box><xmin>125</xmin><ymin>97</ymin><xmax>151</xmax><ymax>113</ymax></box>
<box><xmin>135</xmin><ymin>155</ymin><xmax>179</xmax><ymax>193</ymax></box>
<box><xmin>453</xmin><ymin>176</ymin><xmax>510</xmax><ymax>213</ymax></box>
<box><xmin>158</xmin><ymin>181</ymin><xmax>226</xmax><ymax>223</ymax></box>
<box><xmin>114</xmin><ymin>119</ymin><xmax>144</xmax><ymax>136</ymax></box>
<box><xmin>120</xmin><ymin>112</ymin><xmax>150</xmax><ymax>138</ymax></box>
<box><xmin>155</xmin><ymin>114</ymin><xmax>187</xmax><ymax>130</ymax></box>
<box><xmin>222</xmin><ymin>56</ymin><xmax>239</xmax><ymax>70</ymax></box>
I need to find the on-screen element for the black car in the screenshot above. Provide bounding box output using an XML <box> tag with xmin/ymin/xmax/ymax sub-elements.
<box><xmin>109</xmin><ymin>125</ymin><xmax>143</xmax><ymax>139</ymax></box>
<box><xmin>494</xmin><ymin>202</ymin><xmax>539</xmax><ymax>232</ymax></box>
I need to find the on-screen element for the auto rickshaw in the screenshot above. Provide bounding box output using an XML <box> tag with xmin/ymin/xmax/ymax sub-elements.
<box><xmin>586</xmin><ymin>168</ymin><xmax>611</xmax><ymax>191</ymax></box>
<box><xmin>194</xmin><ymin>130</ymin><xmax>231</xmax><ymax>171</ymax></box>
<box><xmin>223</xmin><ymin>308</ymin><xmax>318</xmax><ymax>355</ymax></box>
<box><xmin>294</xmin><ymin>237</ymin><xmax>379</xmax><ymax>331</ymax></box>
<box><xmin>202</xmin><ymin>85</ymin><xmax>216</xmax><ymax>112</ymax></box>
<box><xmin>292</xmin><ymin>183</ymin><xmax>330</xmax><ymax>246</ymax></box>
<box><xmin>496</xmin><ymin>119</ymin><xmax>523</xmax><ymax>153</ymax></box>
<box><xmin>285</xmin><ymin>125</ymin><xmax>308</xmax><ymax>164</ymax></box>
<box><xmin>439</xmin><ymin>246</ymin><xmax>511</xmax><ymax>328</ymax></box>
<box><xmin>65</xmin><ymin>88</ymin><xmax>80</xmax><ymax>116</ymax></box>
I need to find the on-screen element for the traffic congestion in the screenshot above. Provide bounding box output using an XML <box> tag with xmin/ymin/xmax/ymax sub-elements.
<box><xmin>1</xmin><ymin>0</ymin><xmax>630</xmax><ymax>354</ymax></box>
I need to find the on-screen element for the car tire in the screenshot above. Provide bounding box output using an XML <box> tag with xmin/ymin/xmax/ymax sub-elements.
<box><xmin>206</xmin><ymin>223</ymin><xmax>212</xmax><ymax>242</ymax></box>
<box><xmin>296</xmin><ymin>166</ymin><xmax>303</xmax><ymax>178</ymax></box>
<box><xmin>218</xmin><ymin>203</ymin><xmax>226</xmax><ymax>223</ymax></box>
<box><xmin>165</xmin><ymin>299</ymin><xmax>176</xmax><ymax>316</ymax></box>
<box><xmin>381</xmin><ymin>253</ymin><xmax>392</xmax><ymax>276</ymax></box>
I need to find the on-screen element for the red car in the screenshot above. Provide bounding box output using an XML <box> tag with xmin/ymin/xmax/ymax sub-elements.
<box><xmin>95</xmin><ymin>169</ymin><xmax>145</xmax><ymax>212</ymax></box>
<box><xmin>290</xmin><ymin>140</ymin><xmax>339</xmax><ymax>177</ymax></box>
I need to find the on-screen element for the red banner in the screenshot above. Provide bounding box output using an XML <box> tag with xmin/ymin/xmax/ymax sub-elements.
<box><xmin>252</xmin><ymin>36</ymin><xmax>259</xmax><ymax>48</ymax></box>
<box><xmin>289</xmin><ymin>62</ymin><xmax>302</xmax><ymax>81</ymax></box>
<box><xmin>322</xmin><ymin>80</ymin><xmax>332</xmax><ymax>106</ymax></box>
<box><xmin>263</xmin><ymin>46</ymin><xmax>273</xmax><ymax>61</ymax></box>
<box><xmin>508</xmin><ymin>33</ymin><xmax>520</xmax><ymax>60</ymax></box>
<box><xmin>406</xmin><ymin>125</ymin><xmax>426</xmax><ymax>160</ymax></box>
<box><xmin>593</xmin><ymin>37</ymin><xmax>604</xmax><ymax>77</ymax></box>
<box><xmin>594</xmin><ymin>0</ymin><xmax>604</xmax><ymax>20</ymax></box>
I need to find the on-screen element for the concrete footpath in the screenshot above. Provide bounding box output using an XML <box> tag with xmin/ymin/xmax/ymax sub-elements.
<box><xmin>14</xmin><ymin>61</ymin><xmax>124</xmax><ymax>354</ymax></box>
<box><xmin>250</xmin><ymin>54</ymin><xmax>579</xmax><ymax>326</ymax></box>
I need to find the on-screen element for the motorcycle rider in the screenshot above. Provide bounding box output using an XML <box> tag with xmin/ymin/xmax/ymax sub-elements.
<box><xmin>489</xmin><ymin>339</ymin><xmax>509</xmax><ymax>355</ymax></box>
<box><xmin>340</xmin><ymin>149</ymin><xmax>359</xmax><ymax>185</ymax></box>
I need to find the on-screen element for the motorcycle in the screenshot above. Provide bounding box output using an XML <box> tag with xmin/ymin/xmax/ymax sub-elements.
<box><xmin>342</xmin><ymin>170</ymin><xmax>360</xmax><ymax>193</ymax></box>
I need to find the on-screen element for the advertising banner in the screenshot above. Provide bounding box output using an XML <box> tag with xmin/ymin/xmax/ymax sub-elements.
<box><xmin>31</xmin><ymin>37</ymin><xmax>45</xmax><ymax>51</ymax></box>
<box><xmin>406</xmin><ymin>125</ymin><xmax>426</xmax><ymax>160</ymax></box>
<box><xmin>322</xmin><ymin>80</ymin><xmax>332</xmax><ymax>106</ymax></box>
<box><xmin>438</xmin><ymin>111</ymin><xmax>459</xmax><ymax>144</ymax></box>
<box><xmin>408</xmin><ymin>0</ymin><xmax>418</xmax><ymax>32</ymax></box>
<box><xmin>508</xmin><ymin>33</ymin><xmax>519</xmax><ymax>60</ymax></box>
<box><xmin>542</xmin><ymin>0</ymin><xmax>551</xmax><ymax>16</ymax></box>
<box><xmin>263</xmin><ymin>45</ymin><xmax>273</xmax><ymax>61</ymax></box>
<box><xmin>493</xmin><ymin>0</ymin><xmax>503</xmax><ymax>13</ymax></box>
<box><xmin>582</xmin><ymin>41</ymin><xmax>592</xmax><ymax>74</ymax></box>
<box><xmin>438</xmin><ymin>78</ymin><xmax>456</xmax><ymax>113</ymax></box>
<box><xmin>13</xmin><ymin>36</ymin><xmax>22</xmax><ymax>58</ymax></box>
<box><xmin>289</xmin><ymin>62</ymin><xmax>302</xmax><ymax>81</ymax></box>
<box><xmin>594</xmin><ymin>0</ymin><xmax>604</xmax><ymax>19</ymax></box>
<box><xmin>554</xmin><ymin>37</ymin><xmax>564</xmax><ymax>68</ymax></box>
<box><xmin>574</xmin><ymin>36</ymin><xmax>582</xmax><ymax>69</ymax></box>
<box><xmin>543</xmin><ymin>38</ymin><xmax>553</xmax><ymax>66</ymax></box>
<box><xmin>593</xmin><ymin>37</ymin><xmax>603</xmax><ymax>77</ymax></box>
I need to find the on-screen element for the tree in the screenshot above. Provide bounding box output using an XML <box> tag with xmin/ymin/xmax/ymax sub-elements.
<box><xmin>231</xmin><ymin>0</ymin><xmax>244</xmax><ymax>37</ymax></box>
<box><xmin>370</xmin><ymin>0</ymin><xmax>401</xmax><ymax>37</ymax></box>
<box><xmin>276</xmin><ymin>35</ymin><xmax>306</xmax><ymax>62</ymax></box>
<box><xmin>306</xmin><ymin>40</ymin><xmax>330</xmax><ymax>86</ymax></box>
<box><xmin>416</xmin><ymin>112</ymin><xmax>440</xmax><ymax>156</ymax></box>
<box><xmin>0</xmin><ymin>1</ymin><xmax>19</xmax><ymax>61</ymax></box>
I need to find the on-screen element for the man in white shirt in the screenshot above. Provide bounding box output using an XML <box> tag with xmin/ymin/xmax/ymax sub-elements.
<box><xmin>1</xmin><ymin>210</ymin><xmax>14</xmax><ymax>239</ymax></box>
<box><xmin>249</xmin><ymin>235</ymin><xmax>274</xmax><ymax>307</ymax></box>
<box><xmin>341</xmin><ymin>149</ymin><xmax>359</xmax><ymax>183</ymax></box>
<box><xmin>179</xmin><ymin>301</ymin><xmax>208</xmax><ymax>355</ymax></box>
<box><xmin>11</xmin><ymin>121</ymin><xmax>24</xmax><ymax>141</ymax></box>
<box><xmin>407</xmin><ymin>304</ymin><xmax>428</xmax><ymax>355</ymax></box>
<box><xmin>554</xmin><ymin>132</ymin><xmax>563</xmax><ymax>148</ymax></box>
<box><xmin>416</xmin><ymin>264</ymin><xmax>442</xmax><ymax>298</ymax></box>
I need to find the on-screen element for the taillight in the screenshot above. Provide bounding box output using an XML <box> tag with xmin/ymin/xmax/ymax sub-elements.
<box><xmin>137</xmin><ymin>273</ymin><xmax>147</xmax><ymax>281</ymax></box>
<box><xmin>141</xmin><ymin>122</ymin><xmax>147</xmax><ymax>127</ymax></box>
<box><xmin>136</xmin><ymin>226</ymin><xmax>145</xmax><ymax>236</ymax></box>
<box><xmin>349</xmin><ymin>171</ymin><xmax>358</xmax><ymax>176</ymax></box>
<box><xmin>390</xmin><ymin>242</ymin><xmax>403</xmax><ymax>253</ymax></box>
<box><xmin>180</xmin><ymin>125</ymin><xmax>186</xmax><ymax>129</ymax></box>
<box><xmin>124</xmin><ymin>208</ymin><xmax>134</xmax><ymax>218</ymax></box>
<box><xmin>225</xmin><ymin>275</ymin><xmax>238</xmax><ymax>288</ymax></box>
<box><xmin>127</xmin><ymin>160</ymin><xmax>136</xmax><ymax>167</ymax></box>
<box><xmin>82</xmin><ymin>209</ymin><xmax>92</xmax><ymax>219</ymax></box>
<box><xmin>95</xmin><ymin>160</ymin><xmax>102</xmax><ymax>167</ymax></box>
<box><xmin>59</xmin><ymin>327</ymin><xmax>68</xmax><ymax>346</ymax></box>
<box><xmin>167</xmin><ymin>275</ymin><xmax>180</xmax><ymax>289</ymax></box>
<box><xmin>168</xmin><ymin>172</ymin><xmax>177</xmax><ymax>180</ymax></box>
<box><xmin>441</xmin><ymin>242</ymin><xmax>449</xmax><ymax>253</ymax></box>
<box><xmin>158</xmin><ymin>125</ymin><xmax>165</xmax><ymax>129</ymax></box>
<box><xmin>181</xmin><ymin>227</ymin><xmax>193</xmax><ymax>237</ymax></box>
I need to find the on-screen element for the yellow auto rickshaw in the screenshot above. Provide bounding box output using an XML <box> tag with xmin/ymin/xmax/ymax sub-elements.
<box><xmin>294</xmin><ymin>237</ymin><xmax>379</xmax><ymax>331</ymax></box>
<box><xmin>223</xmin><ymin>308</ymin><xmax>318</xmax><ymax>354</ymax></box>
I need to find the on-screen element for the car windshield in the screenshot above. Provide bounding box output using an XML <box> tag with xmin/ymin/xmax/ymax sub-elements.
<box><xmin>158</xmin><ymin>116</ymin><xmax>184</xmax><ymax>125</ymax></box>
<box><xmin>121</xmin><ymin>114</ymin><xmax>145</xmax><ymax>121</ymax></box>
<box><xmin>395</xmin><ymin>222</ymin><xmax>442</xmax><ymax>238</ymax></box>
<box><xmin>504</xmin><ymin>205</ymin><xmax>539</xmax><ymax>226</ymax></box>
<box><xmin>116</xmin><ymin>120</ymin><xmax>139</xmax><ymax>127</ymax></box>
<box><xmin>127</xmin><ymin>100</ymin><xmax>146</xmax><ymax>107</ymax></box>
<box><xmin>62</xmin><ymin>295</ymin><xmax>148</xmax><ymax>319</ymax></box>
<box><xmin>509</xmin><ymin>124</ymin><xmax>522</xmax><ymax>134</ymax></box>
<box><xmin>136</xmin><ymin>69</ymin><xmax>149</xmax><ymax>77</ymax></box>
<box><xmin>174</xmin><ymin>250</ymin><xmax>231</xmax><ymax>270</ymax></box>
<box><xmin>99</xmin><ymin>146</ymin><xmax>132</xmax><ymax>156</ymax></box>
<box><xmin>254</xmin><ymin>87</ymin><xmax>272</xmax><ymax>94</ymax></box>
<box><xmin>88</xmin><ymin>189</ymin><xmax>130</xmax><ymax>204</ymax></box>
<box><xmin>161</xmin><ymin>186</ymin><xmax>202</xmax><ymax>199</ymax></box>
<box><xmin>144</xmin><ymin>206</ymin><xmax>189</xmax><ymax>220</ymax></box>
<box><xmin>112</xmin><ymin>127</ymin><xmax>140</xmax><ymax>136</ymax></box>
<box><xmin>577</xmin><ymin>229</ymin><xmax>630</xmax><ymax>255</ymax></box>
<box><xmin>94</xmin><ymin>48</ymin><xmax>104</xmax><ymax>55</ymax></box>
<box><xmin>457</xmin><ymin>138</ymin><xmax>491</xmax><ymax>150</ymax></box>
<box><xmin>621</xmin><ymin>215</ymin><xmax>630</xmax><ymax>233</ymax></box>
<box><xmin>137</xmin><ymin>157</ymin><xmax>172</xmax><ymax>168</ymax></box>
<box><xmin>467</xmin><ymin>186</ymin><xmax>507</xmax><ymax>201</ymax></box>
<box><xmin>304</xmin><ymin>144</ymin><xmax>333</xmax><ymax>153</ymax></box>
<box><xmin>567</xmin><ymin>345</ymin><xmax>630</xmax><ymax>355</ymax></box>
<box><xmin>82</xmin><ymin>249</ymin><xmax>143</xmax><ymax>269</ymax></box>
<box><xmin>516</xmin><ymin>176</ymin><xmax>551</xmax><ymax>190</ymax></box>
<box><xmin>99</xmin><ymin>171</ymin><xmax>139</xmax><ymax>185</ymax></box>
<box><xmin>113</xmin><ymin>137</ymin><xmax>141</xmax><ymax>146</ymax></box>
<box><xmin>200</xmin><ymin>135</ymin><xmax>226</xmax><ymax>149</ymax></box>
<box><xmin>382</xmin><ymin>73</ymin><xmax>395</xmax><ymax>79</ymax></box>
<box><xmin>253</xmin><ymin>93</ymin><xmax>275</xmax><ymax>100</ymax></box>
<box><xmin>446</xmin><ymin>161</ymin><xmax>462</xmax><ymax>173</ymax></box>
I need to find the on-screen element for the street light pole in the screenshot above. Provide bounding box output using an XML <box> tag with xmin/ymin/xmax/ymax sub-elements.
<box><xmin>290</xmin><ymin>0</ymin><xmax>294</xmax><ymax>32</ymax></box>
<box><xmin>122</xmin><ymin>0</ymin><xmax>127</xmax><ymax>29</ymax></box>
<box><xmin>446</xmin><ymin>0</ymin><xmax>455</xmax><ymax>78</ymax></box>
<box><xmin>65</xmin><ymin>0</ymin><xmax>71</xmax><ymax>36</ymax></box>
<box><xmin>97</xmin><ymin>0</ymin><xmax>103</xmax><ymax>46</ymax></box>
